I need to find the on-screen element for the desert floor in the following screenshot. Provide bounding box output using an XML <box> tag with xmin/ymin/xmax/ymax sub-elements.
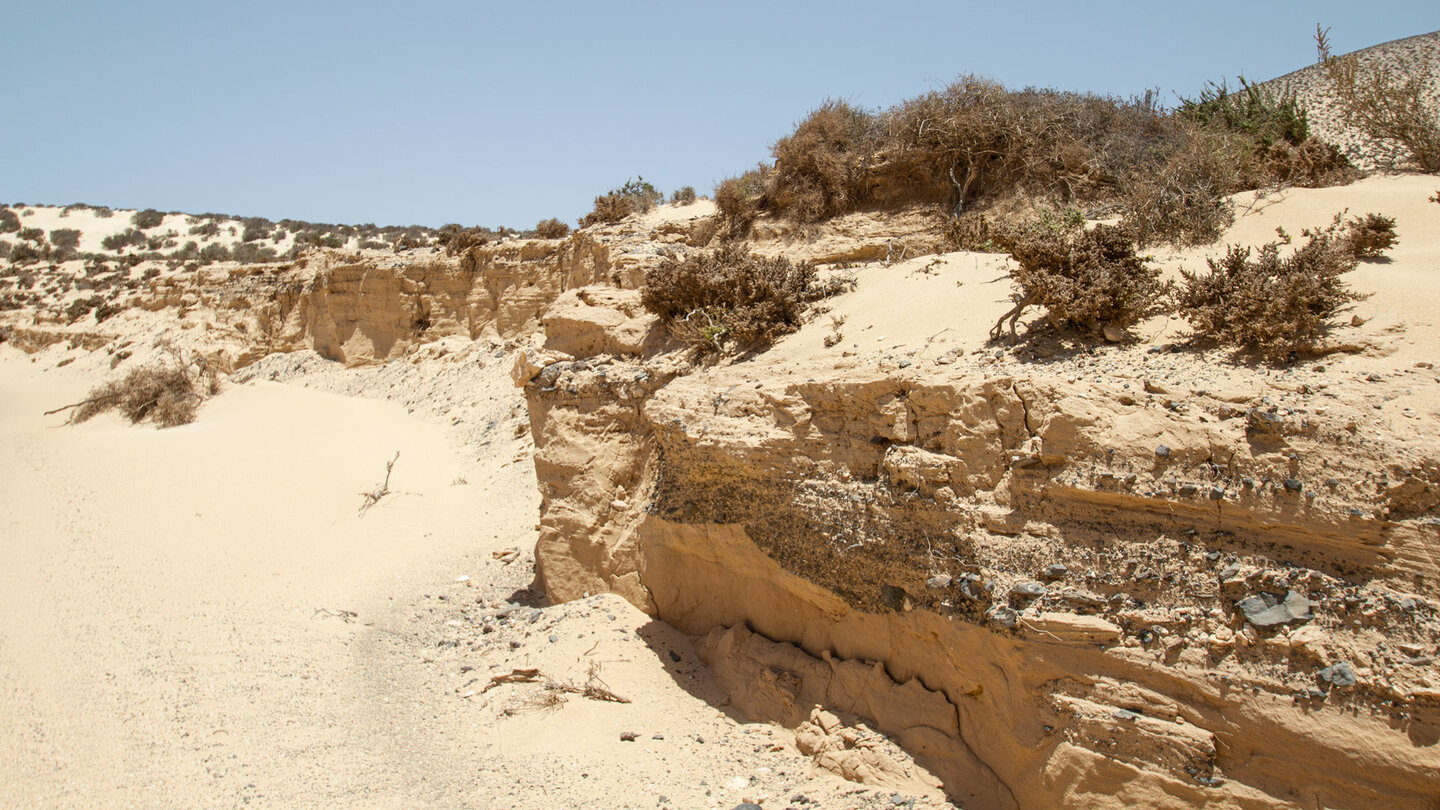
<box><xmin>0</xmin><ymin>346</ymin><xmax>945</xmax><ymax>810</ymax></box>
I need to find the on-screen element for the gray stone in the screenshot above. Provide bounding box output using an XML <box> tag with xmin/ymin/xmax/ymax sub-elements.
<box><xmin>1218</xmin><ymin>564</ymin><xmax>1242</xmax><ymax>581</ymax></box>
<box><xmin>1283</xmin><ymin>478</ymin><xmax>1304</xmax><ymax>492</ymax></box>
<box><xmin>1011</xmin><ymin>581</ymin><xmax>1047</xmax><ymax>599</ymax></box>
<box><xmin>1319</xmin><ymin>662</ymin><xmax>1357</xmax><ymax>688</ymax></box>
<box><xmin>1155</xmin><ymin>444</ymin><xmax>1172</xmax><ymax>458</ymax></box>
<box><xmin>1236</xmin><ymin>590</ymin><xmax>1314</xmax><ymax>628</ymax></box>
<box><xmin>1041</xmin><ymin>564</ymin><xmax>1068</xmax><ymax>581</ymax></box>
<box><xmin>1112</xmin><ymin>709</ymin><xmax>1140</xmax><ymax>721</ymax></box>
<box><xmin>988</xmin><ymin>606</ymin><xmax>1019</xmax><ymax>629</ymax></box>
<box><xmin>925</xmin><ymin>575</ymin><xmax>953</xmax><ymax>590</ymax></box>
<box><xmin>958</xmin><ymin>574</ymin><xmax>986</xmax><ymax>602</ymax></box>
<box><xmin>1209</xmin><ymin>487</ymin><xmax>1226</xmax><ymax>501</ymax></box>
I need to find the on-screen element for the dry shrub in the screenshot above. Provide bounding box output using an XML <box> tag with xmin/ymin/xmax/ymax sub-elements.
<box><xmin>1120</xmin><ymin>124</ymin><xmax>1244</xmax><ymax>247</ymax></box>
<box><xmin>435</xmin><ymin>224</ymin><xmax>492</xmax><ymax>256</ymax></box>
<box><xmin>1178</xmin><ymin>217</ymin><xmax>1366</xmax><ymax>360</ymax></box>
<box><xmin>1317</xmin><ymin>26</ymin><xmax>1440</xmax><ymax>172</ymax></box>
<box><xmin>641</xmin><ymin>245</ymin><xmax>840</xmax><ymax>353</ymax></box>
<box><xmin>713</xmin><ymin>168</ymin><xmax>768</xmax><ymax>235</ymax></box>
<box><xmin>669</xmin><ymin>186</ymin><xmax>697</xmax><ymax>206</ymax></box>
<box><xmin>70</xmin><ymin>355</ymin><xmax>216</xmax><ymax>428</ymax></box>
<box><xmin>579</xmin><ymin>178</ymin><xmax>663</xmax><ymax>228</ymax></box>
<box><xmin>535</xmin><ymin>218</ymin><xmax>570</xmax><ymax>239</ymax></box>
<box><xmin>1253</xmin><ymin>138</ymin><xmax>1357</xmax><ymax>189</ymax></box>
<box><xmin>768</xmin><ymin>100</ymin><xmax>875</xmax><ymax>221</ymax></box>
<box><xmin>1346</xmin><ymin>212</ymin><xmax>1397</xmax><ymax>258</ymax></box>
<box><xmin>994</xmin><ymin>222</ymin><xmax>1167</xmax><ymax>339</ymax></box>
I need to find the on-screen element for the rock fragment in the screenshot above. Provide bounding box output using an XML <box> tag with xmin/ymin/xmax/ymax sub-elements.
<box><xmin>1236</xmin><ymin>590</ymin><xmax>1314</xmax><ymax>628</ymax></box>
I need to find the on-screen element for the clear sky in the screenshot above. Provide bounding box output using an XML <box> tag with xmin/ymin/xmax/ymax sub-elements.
<box><xmin>5</xmin><ymin>1</ymin><xmax>1437</xmax><ymax>229</ymax></box>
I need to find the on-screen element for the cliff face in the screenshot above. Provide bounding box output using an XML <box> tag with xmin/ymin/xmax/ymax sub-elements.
<box><xmin>523</xmin><ymin>331</ymin><xmax>1440</xmax><ymax>808</ymax></box>
<box><xmin>3</xmin><ymin>235</ymin><xmax>619</xmax><ymax>370</ymax></box>
<box><xmin>518</xmin><ymin>181</ymin><xmax>1440</xmax><ymax>808</ymax></box>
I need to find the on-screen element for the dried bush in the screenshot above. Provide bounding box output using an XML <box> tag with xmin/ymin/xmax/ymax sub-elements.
<box><xmin>240</xmin><ymin>217</ymin><xmax>273</xmax><ymax>242</ymax></box>
<box><xmin>713</xmin><ymin>168</ymin><xmax>768</xmax><ymax>235</ymax></box>
<box><xmin>535</xmin><ymin>218</ymin><xmax>570</xmax><ymax>239</ymax></box>
<box><xmin>68</xmin><ymin>354</ymin><xmax>216</xmax><ymax>428</ymax></box>
<box><xmin>1346</xmin><ymin>212</ymin><xmax>1397</xmax><ymax>258</ymax></box>
<box><xmin>0</xmin><ymin>240</ymin><xmax>10</xmax><ymax>259</ymax></box>
<box><xmin>10</xmin><ymin>242</ymin><xmax>42</xmax><ymax>264</ymax></box>
<box><xmin>1177</xmin><ymin>217</ymin><xmax>1366</xmax><ymax>360</ymax></box>
<box><xmin>1120</xmin><ymin>124</ymin><xmax>1244</xmax><ymax>247</ymax></box>
<box><xmin>669</xmin><ymin>186</ymin><xmax>697</xmax><ymax>206</ymax></box>
<box><xmin>197</xmin><ymin>243</ymin><xmax>231</xmax><ymax>264</ymax></box>
<box><xmin>132</xmin><ymin>208</ymin><xmax>165</xmax><ymax>229</ymax></box>
<box><xmin>768</xmin><ymin>100</ymin><xmax>875</xmax><ymax>221</ymax></box>
<box><xmin>0</xmin><ymin>208</ymin><xmax>19</xmax><ymax>233</ymax></box>
<box><xmin>579</xmin><ymin>177</ymin><xmax>663</xmax><ymax>227</ymax></box>
<box><xmin>231</xmin><ymin>242</ymin><xmax>278</xmax><ymax>264</ymax></box>
<box><xmin>102</xmin><ymin>229</ymin><xmax>147</xmax><ymax>252</ymax></box>
<box><xmin>17</xmin><ymin>226</ymin><xmax>45</xmax><ymax>243</ymax></box>
<box><xmin>435</xmin><ymin>224</ymin><xmax>492</xmax><ymax>255</ymax></box>
<box><xmin>189</xmin><ymin>221</ymin><xmax>220</xmax><ymax>238</ymax></box>
<box><xmin>993</xmin><ymin>222</ymin><xmax>1167</xmax><ymax>340</ymax></box>
<box><xmin>1317</xmin><ymin>26</ymin><xmax>1440</xmax><ymax>172</ymax></box>
<box><xmin>642</xmin><ymin>245</ymin><xmax>838</xmax><ymax>353</ymax></box>
<box><xmin>48</xmin><ymin>228</ymin><xmax>81</xmax><ymax>251</ymax></box>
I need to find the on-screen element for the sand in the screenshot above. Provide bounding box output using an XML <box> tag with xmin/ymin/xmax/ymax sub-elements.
<box><xmin>0</xmin><ymin>344</ymin><xmax>943</xmax><ymax>809</ymax></box>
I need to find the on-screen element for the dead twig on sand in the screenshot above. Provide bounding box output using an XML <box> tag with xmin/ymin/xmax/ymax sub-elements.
<box><xmin>312</xmin><ymin>607</ymin><xmax>358</xmax><ymax>623</ymax></box>
<box><xmin>358</xmin><ymin>452</ymin><xmax>400</xmax><ymax>515</ymax></box>
<box><xmin>479</xmin><ymin>665</ymin><xmax>631</xmax><ymax>706</ymax></box>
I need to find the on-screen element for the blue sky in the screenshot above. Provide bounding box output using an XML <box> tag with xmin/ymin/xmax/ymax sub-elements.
<box><xmin>5</xmin><ymin>1</ymin><xmax>1437</xmax><ymax>228</ymax></box>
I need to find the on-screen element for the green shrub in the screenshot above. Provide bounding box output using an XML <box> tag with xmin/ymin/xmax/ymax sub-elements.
<box><xmin>1346</xmin><ymin>212</ymin><xmax>1397</xmax><ymax>258</ymax></box>
<box><xmin>669</xmin><ymin>186</ymin><xmax>697</xmax><ymax>206</ymax></box>
<box><xmin>1178</xmin><ymin>76</ymin><xmax>1309</xmax><ymax>146</ymax></box>
<box><xmin>641</xmin><ymin>244</ymin><xmax>837</xmax><ymax>353</ymax></box>
<box><xmin>1317</xmin><ymin>26</ymin><xmax>1440</xmax><ymax>172</ymax></box>
<box><xmin>1177</xmin><ymin>216</ymin><xmax>1366</xmax><ymax>360</ymax></box>
<box><xmin>133</xmin><ymin>208</ymin><xmax>164</xmax><ymax>229</ymax></box>
<box><xmin>993</xmin><ymin>221</ymin><xmax>1168</xmax><ymax>340</ymax></box>
<box><xmin>579</xmin><ymin>177</ymin><xmax>663</xmax><ymax>227</ymax></box>
<box><xmin>535</xmin><ymin>218</ymin><xmax>570</xmax><ymax>239</ymax></box>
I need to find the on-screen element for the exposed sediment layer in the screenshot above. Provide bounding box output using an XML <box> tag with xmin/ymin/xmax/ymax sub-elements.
<box><xmin>522</xmin><ymin>296</ymin><xmax>1440</xmax><ymax>808</ymax></box>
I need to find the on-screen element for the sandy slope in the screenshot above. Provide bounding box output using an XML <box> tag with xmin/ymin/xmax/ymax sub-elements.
<box><xmin>0</xmin><ymin>346</ymin><xmax>943</xmax><ymax>809</ymax></box>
